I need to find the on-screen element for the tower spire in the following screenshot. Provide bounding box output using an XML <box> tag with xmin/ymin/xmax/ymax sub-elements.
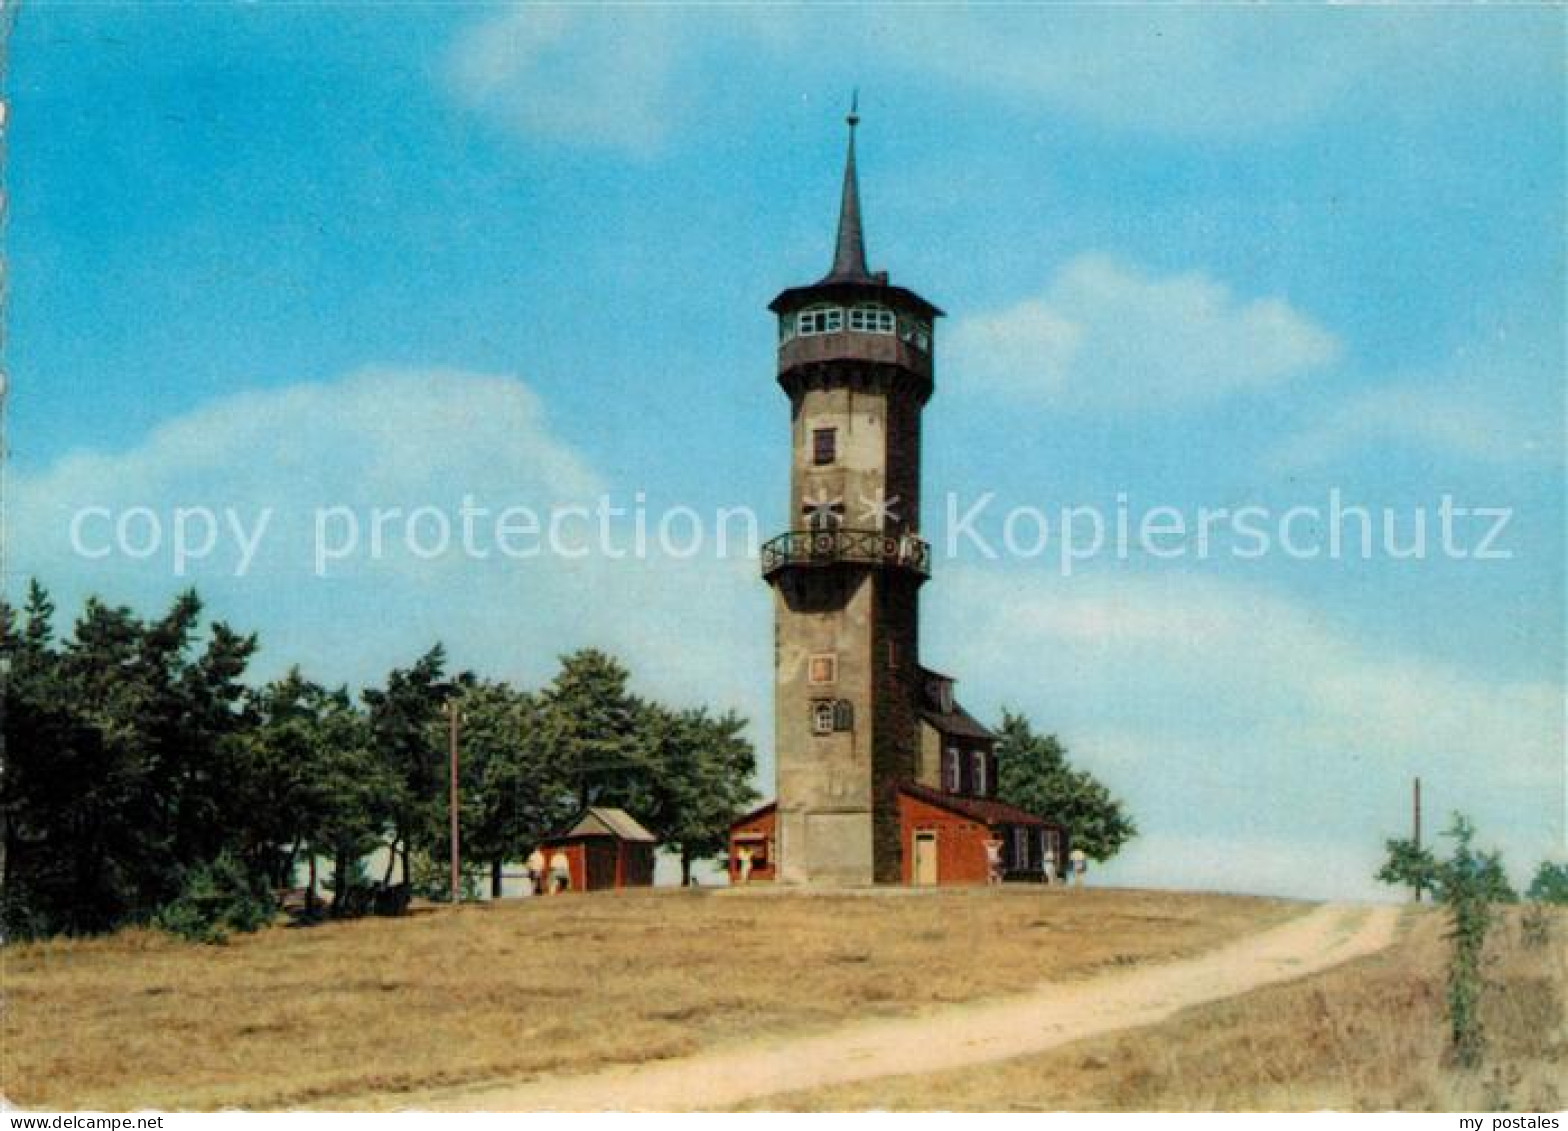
<box><xmin>826</xmin><ymin>90</ymin><xmax>871</xmax><ymax>283</ymax></box>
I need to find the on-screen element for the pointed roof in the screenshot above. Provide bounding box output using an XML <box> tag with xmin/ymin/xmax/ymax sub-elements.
<box><xmin>560</xmin><ymin>806</ymin><xmax>657</xmax><ymax>843</ymax></box>
<box><xmin>768</xmin><ymin>100</ymin><xmax>943</xmax><ymax>320</ymax></box>
<box><xmin>822</xmin><ymin>93</ymin><xmax>872</xmax><ymax>284</ymax></box>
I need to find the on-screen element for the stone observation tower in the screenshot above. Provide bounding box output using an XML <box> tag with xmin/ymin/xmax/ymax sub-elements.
<box><xmin>761</xmin><ymin>100</ymin><xmax>943</xmax><ymax>884</ymax></box>
<box><xmin>737</xmin><ymin>103</ymin><xmax>1061</xmax><ymax>889</ymax></box>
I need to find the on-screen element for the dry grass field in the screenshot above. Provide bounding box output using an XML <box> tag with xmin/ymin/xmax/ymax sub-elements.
<box><xmin>751</xmin><ymin>905</ymin><xmax>1568</xmax><ymax>1112</ymax></box>
<box><xmin>1</xmin><ymin>886</ymin><xmax>1296</xmax><ymax>1110</ymax></box>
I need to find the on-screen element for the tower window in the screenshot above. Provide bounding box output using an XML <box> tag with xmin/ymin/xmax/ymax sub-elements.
<box><xmin>811</xmin><ymin>701</ymin><xmax>835</xmax><ymax>735</ymax></box>
<box><xmin>849</xmin><ymin>303</ymin><xmax>896</xmax><ymax>334</ymax></box>
<box><xmin>778</xmin><ymin>314</ymin><xmax>796</xmax><ymax>344</ymax></box>
<box><xmin>808</xmin><ymin>653</ymin><xmax>837</xmax><ymax>685</ymax></box>
<box><xmin>812</xmin><ymin>427</ymin><xmax>837</xmax><ymax>466</ymax></box>
<box><xmin>832</xmin><ymin>699</ymin><xmax>855</xmax><ymax>732</ymax></box>
<box><xmin>898</xmin><ymin>316</ymin><xmax>932</xmax><ymax>353</ymax></box>
<box><xmin>797</xmin><ymin>305</ymin><xmax>844</xmax><ymax>336</ymax></box>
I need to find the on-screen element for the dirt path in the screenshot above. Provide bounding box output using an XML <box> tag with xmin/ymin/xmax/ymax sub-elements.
<box><xmin>422</xmin><ymin>901</ymin><xmax>1399</xmax><ymax>1112</ymax></box>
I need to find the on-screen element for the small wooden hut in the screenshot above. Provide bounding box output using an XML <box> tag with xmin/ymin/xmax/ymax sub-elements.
<box><xmin>536</xmin><ymin>807</ymin><xmax>657</xmax><ymax>892</ymax></box>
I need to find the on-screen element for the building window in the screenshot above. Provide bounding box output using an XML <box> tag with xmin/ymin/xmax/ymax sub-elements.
<box><xmin>898</xmin><ymin>316</ymin><xmax>932</xmax><ymax>353</ymax></box>
<box><xmin>1013</xmin><ymin>826</ymin><xmax>1030</xmax><ymax>870</ymax></box>
<box><xmin>797</xmin><ymin>305</ymin><xmax>844</xmax><ymax>336</ymax></box>
<box><xmin>849</xmin><ymin>303</ymin><xmax>896</xmax><ymax>334</ymax></box>
<box><xmin>812</xmin><ymin>427</ymin><xmax>837</xmax><ymax>466</ymax></box>
<box><xmin>972</xmin><ymin>750</ymin><xmax>988</xmax><ymax>797</ymax></box>
<box><xmin>832</xmin><ymin>699</ymin><xmax>855</xmax><ymax>732</ymax></box>
<box><xmin>778</xmin><ymin>314</ymin><xmax>796</xmax><ymax>344</ymax></box>
<box><xmin>808</xmin><ymin>653</ymin><xmax>837</xmax><ymax>685</ymax></box>
<box><xmin>811</xmin><ymin>700</ymin><xmax>835</xmax><ymax>735</ymax></box>
<box><xmin>887</xmin><ymin>640</ymin><xmax>899</xmax><ymax>670</ymax></box>
<box><xmin>944</xmin><ymin>747</ymin><xmax>961</xmax><ymax>793</ymax></box>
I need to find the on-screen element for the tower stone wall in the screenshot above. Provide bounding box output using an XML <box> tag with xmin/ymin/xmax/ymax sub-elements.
<box><xmin>763</xmin><ymin>108</ymin><xmax>941</xmax><ymax>885</ymax></box>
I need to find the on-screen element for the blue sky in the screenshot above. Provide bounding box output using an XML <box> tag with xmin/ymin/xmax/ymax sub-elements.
<box><xmin>8</xmin><ymin>5</ymin><xmax>1564</xmax><ymax>898</ymax></box>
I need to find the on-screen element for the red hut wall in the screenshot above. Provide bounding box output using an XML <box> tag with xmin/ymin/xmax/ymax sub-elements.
<box><xmin>535</xmin><ymin>840</ymin><xmax>587</xmax><ymax>891</ymax></box>
<box><xmin>618</xmin><ymin>843</ymin><xmax>655</xmax><ymax>888</ymax></box>
<box><xmin>897</xmin><ymin>792</ymin><xmax>991</xmax><ymax>886</ymax></box>
<box><xmin>538</xmin><ymin>839</ymin><xmax>654</xmax><ymax>892</ymax></box>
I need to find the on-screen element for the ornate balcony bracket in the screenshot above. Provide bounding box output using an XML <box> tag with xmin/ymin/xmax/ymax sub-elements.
<box><xmin>760</xmin><ymin>528</ymin><xmax>932</xmax><ymax>581</ymax></box>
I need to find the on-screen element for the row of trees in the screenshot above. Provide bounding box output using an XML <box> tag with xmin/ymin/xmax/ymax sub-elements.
<box><xmin>1</xmin><ymin>583</ymin><xmax>756</xmax><ymax>939</ymax></box>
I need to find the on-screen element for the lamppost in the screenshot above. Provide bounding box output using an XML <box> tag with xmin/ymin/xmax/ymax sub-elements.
<box><xmin>446</xmin><ymin>698</ymin><xmax>461</xmax><ymax>904</ymax></box>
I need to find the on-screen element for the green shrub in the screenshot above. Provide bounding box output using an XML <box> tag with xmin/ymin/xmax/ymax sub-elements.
<box><xmin>1526</xmin><ymin>861</ymin><xmax>1568</xmax><ymax>905</ymax></box>
<box><xmin>154</xmin><ymin>852</ymin><xmax>276</xmax><ymax>944</ymax></box>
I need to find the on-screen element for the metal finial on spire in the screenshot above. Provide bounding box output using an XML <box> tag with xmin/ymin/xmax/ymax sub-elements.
<box><xmin>826</xmin><ymin>90</ymin><xmax>870</xmax><ymax>283</ymax></box>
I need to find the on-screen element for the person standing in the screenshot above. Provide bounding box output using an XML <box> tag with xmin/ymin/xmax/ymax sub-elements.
<box><xmin>1043</xmin><ymin>846</ymin><xmax>1057</xmax><ymax>887</ymax></box>
<box><xmin>736</xmin><ymin>844</ymin><xmax>754</xmax><ymax>886</ymax></box>
<box><xmin>984</xmin><ymin>836</ymin><xmax>1003</xmax><ymax>886</ymax></box>
<box><xmin>525</xmin><ymin>847</ymin><xmax>546</xmax><ymax>896</ymax></box>
<box><xmin>548</xmin><ymin>849</ymin><xmax>571</xmax><ymax>894</ymax></box>
<box><xmin>1069</xmin><ymin>847</ymin><xmax>1087</xmax><ymax>888</ymax></box>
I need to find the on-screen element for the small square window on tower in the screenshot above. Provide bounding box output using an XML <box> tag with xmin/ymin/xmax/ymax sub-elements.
<box><xmin>812</xmin><ymin>427</ymin><xmax>837</xmax><ymax>466</ymax></box>
<box><xmin>808</xmin><ymin>653</ymin><xmax>837</xmax><ymax>685</ymax></box>
<box><xmin>811</xmin><ymin>700</ymin><xmax>835</xmax><ymax>735</ymax></box>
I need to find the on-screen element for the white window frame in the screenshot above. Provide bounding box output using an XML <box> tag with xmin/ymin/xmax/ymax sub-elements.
<box><xmin>797</xmin><ymin>305</ymin><xmax>844</xmax><ymax>336</ymax></box>
<box><xmin>944</xmin><ymin>746</ymin><xmax>961</xmax><ymax>793</ymax></box>
<box><xmin>972</xmin><ymin>750</ymin><xmax>987</xmax><ymax>796</ymax></box>
<box><xmin>811</xmin><ymin>700</ymin><xmax>835</xmax><ymax>735</ymax></box>
<box><xmin>1013</xmin><ymin>826</ymin><xmax>1030</xmax><ymax>869</ymax></box>
<box><xmin>849</xmin><ymin>303</ymin><xmax>896</xmax><ymax>334</ymax></box>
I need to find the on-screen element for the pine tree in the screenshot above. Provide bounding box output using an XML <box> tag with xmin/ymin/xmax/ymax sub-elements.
<box><xmin>538</xmin><ymin>649</ymin><xmax>647</xmax><ymax>811</ymax></box>
<box><xmin>994</xmin><ymin>710</ymin><xmax>1137</xmax><ymax>863</ymax></box>
<box><xmin>455</xmin><ymin>680</ymin><xmax>577</xmax><ymax>896</ymax></box>
<box><xmin>640</xmin><ymin>704</ymin><xmax>758</xmax><ymax>886</ymax></box>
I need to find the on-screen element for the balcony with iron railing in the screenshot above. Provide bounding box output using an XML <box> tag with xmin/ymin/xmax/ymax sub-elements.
<box><xmin>760</xmin><ymin>527</ymin><xmax>932</xmax><ymax>581</ymax></box>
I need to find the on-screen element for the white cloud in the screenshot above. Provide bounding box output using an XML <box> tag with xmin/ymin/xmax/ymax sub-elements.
<box><xmin>1270</xmin><ymin>382</ymin><xmax>1564</xmax><ymax>472</ymax></box>
<box><xmin>9</xmin><ymin>367</ymin><xmax>772</xmax><ymax>737</ymax></box>
<box><xmin>445</xmin><ymin>7</ymin><xmax>685</xmax><ymax>155</ymax></box>
<box><xmin>947</xmin><ymin>254</ymin><xmax>1340</xmax><ymax>411</ymax></box>
<box><xmin>440</xmin><ymin>8</ymin><xmax>1554</xmax><ymax>148</ymax></box>
<box><xmin>926</xmin><ymin>568</ymin><xmax>1564</xmax><ymax>897</ymax></box>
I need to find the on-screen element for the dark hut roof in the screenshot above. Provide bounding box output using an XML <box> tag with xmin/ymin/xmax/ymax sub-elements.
<box><xmin>899</xmin><ymin>781</ymin><xmax>1058</xmax><ymax>830</ymax></box>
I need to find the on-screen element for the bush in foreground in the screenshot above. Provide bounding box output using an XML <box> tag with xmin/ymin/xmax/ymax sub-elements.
<box><xmin>154</xmin><ymin>852</ymin><xmax>276</xmax><ymax>944</ymax></box>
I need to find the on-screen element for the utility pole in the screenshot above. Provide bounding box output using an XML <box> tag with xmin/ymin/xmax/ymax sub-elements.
<box><xmin>448</xmin><ymin>699</ymin><xmax>461</xmax><ymax>905</ymax></box>
<box><xmin>1412</xmin><ymin>775</ymin><xmax>1423</xmax><ymax>903</ymax></box>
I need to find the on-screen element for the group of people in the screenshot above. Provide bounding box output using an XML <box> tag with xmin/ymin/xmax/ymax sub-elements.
<box><xmin>524</xmin><ymin>847</ymin><xmax>572</xmax><ymax>895</ymax></box>
<box><xmin>983</xmin><ymin>837</ymin><xmax>1088</xmax><ymax>887</ymax></box>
